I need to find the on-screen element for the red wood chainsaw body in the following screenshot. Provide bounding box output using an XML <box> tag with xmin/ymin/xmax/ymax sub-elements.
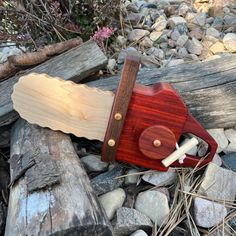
<box><xmin>102</xmin><ymin>55</ymin><xmax>218</xmax><ymax>171</ymax></box>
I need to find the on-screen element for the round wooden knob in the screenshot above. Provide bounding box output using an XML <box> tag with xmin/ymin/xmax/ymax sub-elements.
<box><xmin>139</xmin><ymin>125</ymin><xmax>176</xmax><ymax>160</ymax></box>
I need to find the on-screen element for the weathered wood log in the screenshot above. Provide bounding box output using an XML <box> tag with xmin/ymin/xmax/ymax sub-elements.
<box><xmin>87</xmin><ymin>55</ymin><xmax>236</xmax><ymax>129</ymax></box>
<box><xmin>0</xmin><ymin>40</ymin><xmax>107</xmax><ymax>126</ymax></box>
<box><xmin>5</xmin><ymin>119</ymin><xmax>113</xmax><ymax>236</ymax></box>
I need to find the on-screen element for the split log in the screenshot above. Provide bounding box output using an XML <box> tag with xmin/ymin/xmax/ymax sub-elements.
<box><xmin>87</xmin><ymin>55</ymin><xmax>236</xmax><ymax>129</ymax></box>
<box><xmin>5</xmin><ymin>119</ymin><xmax>113</xmax><ymax>236</ymax></box>
<box><xmin>0</xmin><ymin>37</ymin><xmax>83</xmax><ymax>81</ymax></box>
<box><xmin>0</xmin><ymin>40</ymin><xmax>107</xmax><ymax>126</ymax></box>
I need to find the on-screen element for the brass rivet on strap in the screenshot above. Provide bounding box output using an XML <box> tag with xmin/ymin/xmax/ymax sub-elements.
<box><xmin>108</xmin><ymin>139</ymin><xmax>116</xmax><ymax>147</ymax></box>
<box><xmin>114</xmin><ymin>113</ymin><xmax>122</xmax><ymax>121</ymax></box>
<box><xmin>153</xmin><ymin>139</ymin><xmax>161</xmax><ymax>147</ymax></box>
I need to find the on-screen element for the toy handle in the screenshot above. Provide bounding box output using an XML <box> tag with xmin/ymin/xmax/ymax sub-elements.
<box><xmin>177</xmin><ymin>113</ymin><xmax>218</xmax><ymax>167</ymax></box>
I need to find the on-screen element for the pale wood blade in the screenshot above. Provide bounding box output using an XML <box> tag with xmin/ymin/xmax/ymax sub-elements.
<box><xmin>12</xmin><ymin>73</ymin><xmax>114</xmax><ymax>141</ymax></box>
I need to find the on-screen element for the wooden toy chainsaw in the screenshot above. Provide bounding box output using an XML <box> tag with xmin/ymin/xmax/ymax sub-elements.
<box><xmin>12</xmin><ymin>54</ymin><xmax>217</xmax><ymax>171</ymax></box>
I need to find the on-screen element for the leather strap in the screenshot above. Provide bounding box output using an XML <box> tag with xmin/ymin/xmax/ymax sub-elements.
<box><xmin>102</xmin><ymin>54</ymin><xmax>140</xmax><ymax>162</ymax></box>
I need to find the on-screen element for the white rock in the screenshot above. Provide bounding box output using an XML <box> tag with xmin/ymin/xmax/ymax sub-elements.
<box><xmin>168</xmin><ymin>16</ymin><xmax>186</xmax><ymax>28</ymax></box>
<box><xmin>107</xmin><ymin>59</ymin><xmax>116</xmax><ymax>71</ymax></box>
<box><xmin>223</xmin><ymin>143</ymin><xmax>236</xmax><ymax>154</ymax></box>
<box><xmin>211</xmin><ymin>153</ymin><xmax>222</xmax><ymax>166</ymax></box>
<box><xmin>206</xmin><ymin>27</ymin><xmax>220</xmax><ymax>38</ymax></box>
<box><xmin>167</xmin><ymin>59</ymin><xmax>185</xmax><ymax>67</ymax></box>
<box><xmin>178</xmin><ymin>47</ymin><xmax>188</xmax><ymax>58</ymax></box>
<box><xmin>193</xmin><ymin>197</ymin><xmax>227</xmax><ymax>228</ymax></box>
<box><xmin>135</xmin><ymin>190</ymin><xmax>170</xmax><ymax>226</ymax></box>
<box><xmin>178</xmin><ymin>3</ymin><xmax>190</xmax><ymax>17</ymax></box>
<box><xmin>116</xmin><ymin>35</ymin><xmax>127</xmax><ymax>46</ymax></box>
<box><xmin>198</xmin><ymin>163</ymin><xmax>236</xmax><ymax>201</ymax></box>
<box><xmin>223</xmin><ymin>33</ymin><xmax>236</xmax><ymax>52</ymax></box>
<box><xmin>186</xmin><ymin>38</ymin><xmax>203</xmax><ymax>55</ymax></box>
<box><xmin>128</xmin><ymin>29</ymin><xmax>150</xmax><ymax>42</ymax></box>
<box><xmin>140</xmin><ymin>37</ymin><xmax>153</xmax><ymax>48</ymax></box>
<box><xmin>130</xmin><ymin>230</ymin><xmax>148</xmax><ymax>236</ymax></box>
<box><xmin>224</xmin><ymin>129</ymin><xmax>236</xmax><ymax>145</ymax></box>
<box><xmin>207</xmin><ymin>128</ymin><xmax>228</xmax><ymax>152</ymax></box>
<box><xmin>142</xmin><ymin>170</ymin><xmax>177</xmax><ymax>186</ymax></box>
<box><xmin>149</xmin><ymin>31</ymin><xmax>162</xmax><ymax>41</ymax></box>
<box><xmin>152</xmin><ymin>15</ymin><xmax>167</xmax><ymax>32</ymax></box>
<box><xmin>176</xmin><ymin>35</ymin><xmax>188</xmax><ymax>47</ymax></box>
<box><xmin>81</xmin><ymin>154</ymin><xmax>108</xmax><ymax>172</ymax></box>
<box><xmin>99</xmin><ymin>188</ymin><xmax>126</xmax><ymax>220</ymax></box>
<box><xmin>125</xmin><ymin>169</ymin><xmax>140</xmax><ymax>185</ymax></box>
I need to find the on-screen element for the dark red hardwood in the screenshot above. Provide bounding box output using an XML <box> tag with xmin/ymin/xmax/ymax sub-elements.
<box><xmin>114</xmin><ymin>82</ymin><xmax>217</xmax><ymax>171</ymax></box>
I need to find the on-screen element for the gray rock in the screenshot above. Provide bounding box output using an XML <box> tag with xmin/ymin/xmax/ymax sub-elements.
<box><xmin>178</xmin><ymin>3</ymin><xmax>190</xmax><ymax>17</ymax></box>
<box><xmin>186</xmin><ymin>38</ymin><xmax>203</xmax><ymax>55</ymax></box>
<box><xmin>117</xmin><ymin>47</ymin><xmax>139</xmax><ymax>64</ymax></box>
<box><xmin>116</xmin><ymin>35</ymin><xmax>127</xmax><ymax>46</ymax></box>
<box><xmin>176</xmin><ymin>35</ymin><xmax>188</xmax><ymax>47</ymax></box>
<box><xmin>147</xmin><ymin>47</ymin><xmax>165</xmax><ymax>59</ymax></box>
<box><xmin>81</xmin><ymin>154</ymin><xmax>108</xmax><ymax>172</ymax></box>
<box><xmin>170</xmin><ymin>28</ymin><xmax>181</xmax><ymax>41</ymax></box>
<box><xmin>167</xmin><ymin>59</ymin><xmax>185</xmax><ymax>67</ymax></box>
<box><xmin>221</xmin><ymin>153</ymin><xmax>236</xmax><ymax>172</ymax></box>
<box><xmin>176</xmin><ymin>24</ymin><xmax>188</xmax><ymax>35</ymax></box>
<box><xmin>149</xmin><ymin>31</ymin><xmax>163</xmax><ymax>41</ymax></box>
<box><xmin>168</xmin><ymin>16</ymin><xmax>186</xmax><ymax>28</ymax></box>
<box><xmin>189</xmin><ymin>27</ymin><xmax>204</xmax><ymax>40</ymax></box>
<box><xmin>223</xmin><ymin>33</ymin><xmax>236</xmax><ymax>52</ymax></box>
<box><xmin>130</xmin><ymin>230</ymin><xmax>148</xmax><ymax>236</ymax></box>
<box><xmin>142</xmin><ymin>170</ymin><xmax>177</xmax><ymax>186</ymax></box>
<box><xmin>211</xmin><ymin>153</ymin><xmax>222</xmax><ymax>167</ymax></box>
<box><xmin>206</xmin><ymin>27</ymin><xmax>220</xmax><ymax>38</ymax></box>
<box><xmin>178</xmin><ymin>47</ymin><xmax>188</xmax><ymax>58</ymax></box>
<box><xmin>99</xmin><ymin>188</ymin><xmax>126</xmax><ymax>220</ymax></box>
<box><xmin>140</xmin><ymin>37</ymin><xmax>153</xmax><ymax>48</ymax></box>
<box><xmin>193</xmin><ymin>12</ymin><xmax>206</xmax><ymax>26</ymax></box>
<box><xmin>135</xmin><ymin>190</ymin><xmax>170</xmax><ymax>226</ymax></box>
<box><xmin>207</xmin><ymin>128</ymin><xmax>228</xmax><ymax>153</ymax></box>
<box><xmin>224</xmin><ymin>13</ymin><xmax>236</xmax><ymax>28</ymax></box>
<box><xmin>198</xmin><ymin>163</ymin><xmax>236</xmax><ymax>201</ymax></box>
<box><xmin>91</xmin><ymin>165</ymin><xmax>124</xmax><ymax>195</ymax></box>
<box><xmin>193</xmin><ymin>197</ymin><xmax>227</xmax><ymax>228</ymax></box>
<box><xmin>114</xmin><ymin>207</ymin><xmax>152</xmax><ymax>236</ymax></box>
<box><xmin>229</xmin><ymin>215</ymin><xmax>236</xmax><ymax>230</ymax></box>
<box><xmin>126</xmin><ymin>12</ymin><xmax>144</xmax><ymax>25</ymax></box>
<box><xmin>212</xmin><ymin>16</ymin><xmax>223</xmax><ymax>30</ymax></box>
<box><xmin>125</xmin><ymin>169</ymin><xmax>140</xmax><ymax>185</ymax></box>
<box><xmin>128</xmin><ymin>29</ymin><xmax>150</xmax><ymax>42</ymax></box>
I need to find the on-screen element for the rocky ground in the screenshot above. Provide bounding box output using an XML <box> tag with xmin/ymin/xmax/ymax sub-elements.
<box><xmin>1</xmin><ymin>0</ymin><xmax>236</xmax><ymax>235</ymax></box>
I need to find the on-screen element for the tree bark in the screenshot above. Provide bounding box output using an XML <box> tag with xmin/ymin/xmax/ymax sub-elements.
<box><xmin>0</xmin><ymin>40</ymin><xmax>107</xmax><ymax>126</ymax></box>
<box><xmin>87</xmin><ymin>55</ymin><xmax>236</xmax><ymax>129</ymax></box>
<box><xmin>5</xmin><ymin>119</ymin><xmax>113</xmax><ymax>236</ymax></box>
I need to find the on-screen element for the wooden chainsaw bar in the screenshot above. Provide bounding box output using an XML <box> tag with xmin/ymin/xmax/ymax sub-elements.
<box><xmin>102</xmin><ymin>54</ymin><xmax>140</xmax><ymax>163</ymax></box>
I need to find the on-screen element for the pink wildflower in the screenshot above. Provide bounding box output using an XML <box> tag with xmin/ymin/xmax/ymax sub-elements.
<box><xmin>92</xmin><ymin>27</ymin><xmax>116</xmax><ymax>46</ymax></box>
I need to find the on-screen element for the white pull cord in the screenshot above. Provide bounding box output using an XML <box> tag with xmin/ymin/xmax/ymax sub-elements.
<box><xmin>176</xmin><ymin>143</ymin><xmax>186</xmax><ymax>164</ymax></box>
<box><xmin>162</xmin><ymin>137</ymin><xmax>199</xmax><ymax>167</ymax></box>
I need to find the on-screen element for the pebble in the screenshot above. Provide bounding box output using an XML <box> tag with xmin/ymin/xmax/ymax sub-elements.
<box><xmin>198</xmin><ymin>162</ymin><xmax>236</xmax><ymax>201</ymax></box>
<box><xmin>212</xmin><ymin>17</ymin><xmax>223</xmax><ymax>31</ymax></box>
<box><xmin>193</xmin><ymin>197</ymin><xmax>227</xmax><ymax>228</ymax></box>
<box><xmin>125</xmin><ymin>169</ymin><xmax>140</xmax><ymax>185</ymax></box>
<box><xmin>168</xmin><ymin>16</ymin><xmax>186</xmax><ymax>28</ymax></box>
<box><xmin>186</xmin><ymin>38</ymin><xmax>203</xmax><ymax>55</ymax></box>
<box><xmin>221</xmin><ymin>153</ymin><xmax>236</xmax><ymax>172</ymax></box>
<box><xmin>148</xmin><ymin>47</ymin><xmax>165</xmax><ymax>59</ymax></box>
<box><xmin>114</xmin><ymin>207</ymin><xmax>152</xmax><ymax>236</ymax></box>
<box><xmin>223</xmin><ymin>33</ymin><xmax>236</xmax><ymax>52</ymax></box>
<box><xmin>210</xmin><ymin>42</ymin><xmax>225</xmax><ymax>54</ymax></box>
<box><xmin>149</xmin><ymin>31</ymin><xmax>162</xmax><ymax>41</ymax></box>
<box><xmin>117</xmin><ymin>47</ymin><xmax>139</xmax><ymax>64</ymax></box>
<box><xmin>206</xmin><ymin>27</ymin><xmax>220</xmax><ymax>38</ymax></box>
<box><xmin>130</xmin><ymin>230</ymin><xmax>148</xmax><ymax>236</ymax></box>
<box><xmin>116</xmin><ymin>35</ymin><xmax>127</xmax><ymax>46</ymax></box>
<box><xmin>207</xmin><ymin>128</ymin><xmax>228</xmax><ymax>153</ymax></box>
<box><xmin>91</xmin><ymin>165</ymin><xmax>124</xmax><ymax>195</ymax></box>
<box><xmin>193</xmin><ymin>12</ymin><xmax>206</xmax><ymax>27</ymax></box>
<box><xmin>99</xmin><ymin>188</ymin><xmax>126</xmax><ymax>220</ymax></box>
<box><xmin>107</xmin><ymin>59</ymin><xmax>116</xmax><ymax>72</ymax></box>
<box><xmin>81</xmin><ymin>154</ymin><xmax>108</xmax><ymax>172</ymax></box>
<box><xmin>128</xmin><ymin>29</ymin><xmax>150</xmax><ymax>41</ymax></box>
<box><xmin>142</xmin><ymin>170</ymin><xmax>177</xmax><ymax>186</ymax></box>
<box><xmin>0</xmin><ymin>46</ymin><xmax>25</xmax><ymax>63</ymax></box>
<box><xmin>176</xmin><ymin>35</ymin><xmax>188</xmax><ymax>47</ymax></box>
<box><xmin>178</xmin><ymin>3</ymin><xmax>190</xmax><ymax>17</ymax></box>
<box><xmin>189</xmin><ymin>27</ymin><xmax>204</xmax><ymax>40</ymax></box>
<box><xmin>170</xmin><ymin>28</ymin><xmax>181</xmax><ymax>41</ymax></box>
<box><xmin>152</xmin><ymin>15</ymin><xmax>167</xmax><ymax>32</ymax></box>
<box><xmin>224</xmin><ymin>129</ymin><xmax>236</xmax><ymax>145</ymax></box>
<box><xmin>135</xmin><ymin>190</ymin><xmax>170</xmax><ymax>226</ymax></box>
<box><xmin>140</xmin><ymin>37</ymin><xmax>153</xmax><ymax>47</ymax></box>
<box><xmin>167</xmin><ymin>59</ymin><xmax>185</xmax><ymax>67</ymax></box>
<box><xmin>177</xmin><ymin>47</ymin><xmax>188</xmax><ymax>58</ymax></box>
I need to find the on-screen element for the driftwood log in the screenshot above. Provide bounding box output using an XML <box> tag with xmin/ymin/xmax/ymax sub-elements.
<box><xmin>87</xmin><ymin>55</ymin><xmax>236</xmax><ymax>129</ymax></box>
<box><xmin>0</xmin><ymin>40</ymin><xmax>107</xmax><ymax>126</ymax></box>
<box><xmin>5</xmin><ymin>119</ymin><xmax>113</xmax><ymax>236</ymax></box>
